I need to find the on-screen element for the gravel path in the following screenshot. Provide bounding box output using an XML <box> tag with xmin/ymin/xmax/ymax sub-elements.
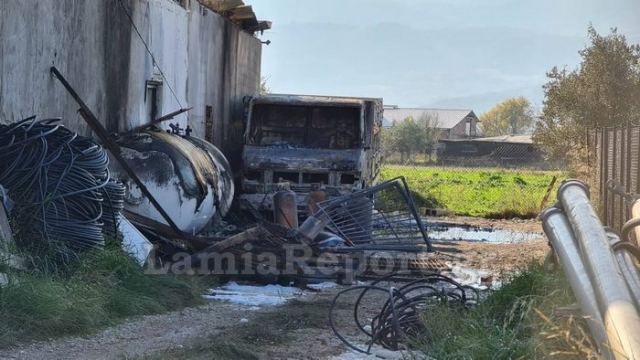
<box><xmin>0</xmin><ymin>302</ymin><xmax>255</xmax><ymax>360</ymax></box>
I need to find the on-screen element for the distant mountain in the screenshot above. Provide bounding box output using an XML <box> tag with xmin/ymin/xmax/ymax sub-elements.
<box><xmin>427</xmin><ymin>86</ymin><xmax>546</xmax><ymax>115</ymax></box>
<box><xmin>260</xmin><ymin>22</ymin><xmax>584</xmax><ymax>111</ymax></box>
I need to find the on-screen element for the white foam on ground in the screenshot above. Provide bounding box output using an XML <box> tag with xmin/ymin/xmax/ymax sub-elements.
<box><xmin>331</xmin><ymin>346</ymin><xmax>422</xmax><ymax>360</ymax></box>
<box><xmin>203</xmin><ymin>282</ymin><xmax>304</xmax><ymax>306</ymax></box>
<box><xmin>445</xmin><ymin>265</ymin><xmax>492</xmax><ymax>290</ymax></box>
<box><xmin>307</xmin><ymin>281</ymin><xmax>337</xmax><ymax>290</ymax></box>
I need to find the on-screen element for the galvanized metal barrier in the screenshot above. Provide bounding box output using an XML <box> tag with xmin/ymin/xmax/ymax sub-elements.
<box><xmin>542</xmin><ymin>179</ymin><xmax>640</xmax><ymax>359</ymax></box>
<box><xmin>308</xmin><ymin>177</ymin><xmax>432</xmax><ymax>251</ymax></box>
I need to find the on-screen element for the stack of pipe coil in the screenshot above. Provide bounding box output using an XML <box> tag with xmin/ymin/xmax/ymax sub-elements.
<box><xmin>0</xmin><ymin>117</ymin><xmax>123</xmax><ymax>260</ymax></box>
<box><xmin>541</xmin><ymin>180</ymin><xmax>640</xmax><ymax>359</ymax></box>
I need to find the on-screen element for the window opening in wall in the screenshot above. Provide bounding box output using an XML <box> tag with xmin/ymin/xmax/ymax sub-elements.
<box><xmin>145</xmin><ymin>80</ymin><xmax>162</xmax><ymax>123</ymax></box>
<box><xmin>249</xmin><ymin>104</ymin><xmax>361</xmax><ymax>149</ymax></box>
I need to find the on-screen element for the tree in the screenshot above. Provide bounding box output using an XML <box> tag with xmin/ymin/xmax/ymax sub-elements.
<box><xmin>533</xmin><ymin>27</ymin><xmax>640</xmax><ymax>162</ymax></box>
<box><xmin>382</xmin><ymin>115</ymin><xmax>441</xmax><ymax>163</ymax></box>
<box><xmin>416</xmin><ymin>113</ymin><xmax>441</xmax><ymax>161</ymax></box>
<box><xmin>480</xmin><ymin>97</ymin><xmax>535</xmax><ymax>136</ymax></box>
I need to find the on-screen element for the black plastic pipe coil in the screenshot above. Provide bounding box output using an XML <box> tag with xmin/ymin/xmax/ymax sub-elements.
<box><xmin>0</xmin><ymin>117</ymin><xmax>123</xmax><ymax>261</ymax></box>
<box><xmin>329</xmin><ymin>272</ymin><xmax>479</xmax><ymax>354</ymax></box>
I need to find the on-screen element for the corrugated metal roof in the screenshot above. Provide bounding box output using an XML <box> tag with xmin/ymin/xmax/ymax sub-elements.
<box><xmin>252</xmin><ymin>94</ymin><xmax>380</xmax><ymax>107</ymax></box>
<box><xmin>472</xmin><ymin>135</ymin><xmax>533</xmax><ymax>144</ymax></box>
<box><xmin>442</xmin><ymin>135</ymin><xmax>533</xmax><ymax>144</ymax></box>
<box><xmin>383</xmin><ymin>108</ymin><xmax>476</xmax><ymax>129</ymax></box>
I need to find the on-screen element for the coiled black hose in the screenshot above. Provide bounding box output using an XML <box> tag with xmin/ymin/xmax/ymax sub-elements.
<box><xmin>102</xmin><ymin>179</ymin><xmax>125</xmax><ymax>241</ymax></box>
<box><xmin>0</xmin><ymin>117</ymin><xmax>123</xmax><ymax>261</ymax></box>
<box><xmin>329</xmin><ymin>272</ymin><xmax>479</xmax><ymax>354</ymax></box>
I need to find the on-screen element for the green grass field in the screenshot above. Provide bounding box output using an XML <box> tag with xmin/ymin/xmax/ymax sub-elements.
<box><xmin>381</xmin><ymin>166</ymin><xmax>566</xmax><ymax>219</ymax></box>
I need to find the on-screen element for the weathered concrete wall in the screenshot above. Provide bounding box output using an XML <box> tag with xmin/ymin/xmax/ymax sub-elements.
<box><xmin>0</xmin><ymin>1</ymin><xmax>114</xmax><ymax>135</ymax></box>
<box><xmin>0</xmin><ymin>0</ymin><xmax>261</xmax><ymax>163</ymax></box>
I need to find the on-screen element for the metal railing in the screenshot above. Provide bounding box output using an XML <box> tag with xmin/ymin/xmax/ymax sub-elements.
<box><xmin>587</xmin><ymin>125</ymin><xmax>640</xmax><ymax>231</ymax></box>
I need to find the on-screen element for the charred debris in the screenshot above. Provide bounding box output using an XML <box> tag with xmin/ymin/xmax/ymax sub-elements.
<box><xmin>0</xmin><ymin>68</ymin><xmax>449</xmax><ymax>285</ymax></box>
<box><xmin>0</xmin><ymin>70</ymin><xmax>479</xmax><ymax>355</ymax></box>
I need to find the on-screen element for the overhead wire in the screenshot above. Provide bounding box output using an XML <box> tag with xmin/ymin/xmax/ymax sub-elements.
<box><xmin>115</xmin><ymin>0</ymin><xmax>184</xmax><ymax>110</ymax></box>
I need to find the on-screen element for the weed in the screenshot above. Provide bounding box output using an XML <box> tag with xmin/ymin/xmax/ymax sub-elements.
<box><xmin>0</xmin><ymin>248</ymin><xmax>207</xmax><ymax>347</ymax></box>
<box><xmin>416</xmin><ymin>263</ymin><xmax>598</xmax><ymax>359</ymax></box>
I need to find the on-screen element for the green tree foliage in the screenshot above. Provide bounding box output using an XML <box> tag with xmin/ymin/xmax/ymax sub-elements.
<box><xmin>382</xmin><ymin>115</ymin><xmax>441</xmax><ymax>163</ymax></box>
<box><xmin>418</xmin><ymin>113</ymin><xmax>441</xmax><ymax>161</ymax></box>
<box><xmin>533</xmin><ymin>27</ymin><xmax>640</xmax><ymax>162</ymax></box>
<box><xmin>480</xmin><ymin>97</ymin><xmax>535</xmax><ymax>136</ymax></box>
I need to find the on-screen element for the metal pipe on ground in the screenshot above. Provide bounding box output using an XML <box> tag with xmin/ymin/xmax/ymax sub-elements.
<box><xmin>622</xmin><ymin>199</ymin><xmax>640</xmax><ymax>246</ymax></box>
<box><xmin>540</xmin><ymin>206</ymin><xmax>611</xmax><ymax>359</ymax></box>
<box><xmin>606</xmin><ymin>230</ymin><xmax>640</xmax><ymax>310</ymax></box>
<box><xmin>558</xmin><ymin>180</ymin><xmax>640</xmax><ymax>359</ymax></box>
<box><xmin>306</xmin><ymin>190</ymin><xmax>327</xmax><ymax>217</ymax></box>
<box><xmin>273</xmin><ymin>190</ymin><xmax>299</xmax><ymax>229</ymax></box>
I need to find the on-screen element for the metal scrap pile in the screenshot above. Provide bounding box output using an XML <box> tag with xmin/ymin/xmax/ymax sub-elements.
<box><xmin>182</xmin><ymin>176</ymin><xmax>446</xmax><ymax>281</ymax></box>
<box><xmin>0</xmin><ymin>117</ymin><xmax>124</xmax><ymax>261</ymax></box>
<box><xmin>541</xmin><ymin>180</ymin><xmax>640</xmax><ymax>359</ymax></box>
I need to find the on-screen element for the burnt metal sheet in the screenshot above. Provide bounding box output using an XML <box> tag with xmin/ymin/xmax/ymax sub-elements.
<box><xmin>250</xmin><ymin>94</ymin><xmax>376</xmax><ymax>107</ymax></box>
<box><xmin>243</xmin><ymin>146</ymin><xmax>361</xmax><ymax>171</ymax></box>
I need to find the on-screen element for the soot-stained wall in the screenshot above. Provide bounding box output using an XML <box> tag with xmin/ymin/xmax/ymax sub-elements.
<box><xmin>0</xmin><ymin>0</ymin><xmax>262</xmax><ymax>164</ymax></box>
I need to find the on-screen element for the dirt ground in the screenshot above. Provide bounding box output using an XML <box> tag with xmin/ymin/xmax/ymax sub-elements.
<box><xmin>429</xmin><ymin>215</ymin><xmax>547</xmax><ymax>276</ymax></box>
<box><xmin>0</xmin><ymin>217</ymin><xmax>548</xmax><ymax>360</ymax></box>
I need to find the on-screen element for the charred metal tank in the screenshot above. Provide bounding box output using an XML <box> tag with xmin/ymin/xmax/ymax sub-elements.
<box><xmin>110</xmin><ymin>130</ymin><xmax>234</xmax><ymax>235</ymax></box>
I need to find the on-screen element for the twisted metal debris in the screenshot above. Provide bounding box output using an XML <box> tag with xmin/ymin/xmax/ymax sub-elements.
<box><xmin>0</xmin><ymin>117</ymin><xmax>123</xmax><ymax>260</ymax></box>
<box><xmin>329</xmin><ymin>272</ymin><xmax>478</xmax><ymax>354</ymax></box>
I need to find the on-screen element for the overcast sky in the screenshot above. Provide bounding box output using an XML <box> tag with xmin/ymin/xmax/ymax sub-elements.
<box><xmin>250</xmin><ymin>0</ymin><xmax>640</xmax><ymax>114</ymax></box>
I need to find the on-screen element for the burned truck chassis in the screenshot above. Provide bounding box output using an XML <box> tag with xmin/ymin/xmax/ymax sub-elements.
<box><xmin>240</xmin><ymin>94</ymin><xmax>383</xmax><ymax>213</ymax></box>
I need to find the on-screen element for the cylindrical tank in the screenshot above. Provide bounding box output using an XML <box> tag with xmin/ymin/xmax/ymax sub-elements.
<box><xmin>273</xmin><ymin>190</ymin><xmax>299</xmax><ymax>229</ymax></box>
<box><xmin>110</xmin><ymin>130</ymin><xmax>234</xmax><ymax>235</ymax></box>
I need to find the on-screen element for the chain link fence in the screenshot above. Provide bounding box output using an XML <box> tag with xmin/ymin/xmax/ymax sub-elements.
<box><xmin>379</xmin><ymin>160</ymin><xmax>562</xmax><ymax>220</ymax></box>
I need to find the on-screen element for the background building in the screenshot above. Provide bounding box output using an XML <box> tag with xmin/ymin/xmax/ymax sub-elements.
<box><xmin>383</xmin><ymin>107</ymin><xmax>480</xmax><ymax>139</ymax></box>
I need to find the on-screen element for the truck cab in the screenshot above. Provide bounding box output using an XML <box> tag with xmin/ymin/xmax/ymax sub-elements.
<box><xmin>240</xmin><ymin>94</ymin><xmax>383</xmax><ymax>213</ymax></box>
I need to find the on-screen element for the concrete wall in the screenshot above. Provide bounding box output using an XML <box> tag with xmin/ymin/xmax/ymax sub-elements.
<box><xmin>0</xmin><ymin>0</ymin><xmax>261</xmax><ymax>164</ymax></box>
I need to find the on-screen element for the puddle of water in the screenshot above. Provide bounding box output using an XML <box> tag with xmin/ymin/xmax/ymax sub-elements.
<box><xmin>428</xmin><ymin>223</ymin><xmax>543</xmax><ymax>244</ymax></box>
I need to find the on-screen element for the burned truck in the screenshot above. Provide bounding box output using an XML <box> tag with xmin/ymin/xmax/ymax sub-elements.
<box><xmin>240</xmin><ymin>94</ymin><xmax>383</xmax><ymax>213</ymax></box>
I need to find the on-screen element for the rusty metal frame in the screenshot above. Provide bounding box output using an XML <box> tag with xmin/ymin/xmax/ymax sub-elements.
<box><xmin>313</xmin><ymin>177</ymin><xmax>432</xmax><ymax>251</ymax></box>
